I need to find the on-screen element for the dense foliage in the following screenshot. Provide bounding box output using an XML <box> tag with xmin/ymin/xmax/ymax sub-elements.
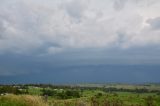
<box><xmin>41</xmin><ymin>89</ymin><xmax>80</xmax><ymax>99</ymax></box>
<box><xmin>0</xmin><ymin>86</ymin><xmax>28</xmax><ymax>95</ymax></box>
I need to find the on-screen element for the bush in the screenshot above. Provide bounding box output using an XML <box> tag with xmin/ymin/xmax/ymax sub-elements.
<box><xmin>95</xmin><ymin>92</ymin><xmax>103</xmax><ymax>98</ymax></box>
<box><xmin>41</xmin><ymin>89</ymin><xmax>80</xmax><ymax>99</ymax></box>
<box><xmin>0</xmin><ymin>86</ymin><xmax>24</xmax><ymax>95</ymax></box>
<box><xmin>41</xmin><ymin>89</ymin><xmax>57</xmax><ymax>96</ymax></box>
<box><xmin>65</xmin><ymin>90</ymin><xmax>80</xmax><ymax>98</ymax></box>
<box><xmin>145</xmin><ymin>96</ymin><xmax>155</xmax><ymax>106</ymax></box>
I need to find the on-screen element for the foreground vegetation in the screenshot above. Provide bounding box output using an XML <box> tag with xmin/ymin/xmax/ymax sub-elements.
<box><xmin>0</xmin><ymin>84</ymin><xmax>160</xmax><ymax>106</ymax></box>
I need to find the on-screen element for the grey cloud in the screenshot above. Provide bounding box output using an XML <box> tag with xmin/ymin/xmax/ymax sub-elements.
<box><xmin>147</xmin><ymin>17</ymin><xmax>160</xmax><ymax>30</ymax></box>
<box><xmin>113</xmin><ymin>0</ymin><xmax>127</xmax><ymax>10</ymax></box>
<box><xmin>0</xmin><ymin>0</ymin><xmax>160</xmax><ymax>54</ymax></box>
<box><xmin>116</xmin><ymin>31</ymin><xmax>128</xmax><ymax>45</ymax></box>
<box><xmin>1</xmin><ymin>0</ymin><xmax>160</xmax><ymax>83</ymax></box>
<box><xmin>1</xmin><ymin>46</ymin><xmax>160</xmax><ymax>76</ymax></box>
<box><xmin>0</xmin><ymin>15</ymin><xmax>12</xmax><ymax>39</ymax></box>
<box><xmin>61</xmin><ymin>0</ymin><xmax>87</xmax><ymax>21</ymax></box>
<box><xmin>0</xmin><ymin>18</ymin><xmax>5</xmax><ymax>39</ymax></box>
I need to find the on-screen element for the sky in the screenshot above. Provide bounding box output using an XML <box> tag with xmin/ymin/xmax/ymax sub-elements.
<box><xmin>0</xmin><ymin>0</ymin><xmax>160</xmax><ymax>84</ymax></box>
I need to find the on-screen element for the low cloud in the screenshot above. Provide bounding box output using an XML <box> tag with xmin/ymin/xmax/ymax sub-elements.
<box><xmin>147</xmin><ymin>17</ymin><xmax>160</xmax><ymax>30</ymax></box>
<box><xmin>47</xmin><ymin>47</ymin><xmax>64</xmax><ymax>54</ymax></box>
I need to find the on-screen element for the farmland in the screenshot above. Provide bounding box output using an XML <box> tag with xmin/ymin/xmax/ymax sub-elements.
<box><xmin>0</xmin><ymin>84</ymin><xmax>160</xmax><ymax>106</ymax></box>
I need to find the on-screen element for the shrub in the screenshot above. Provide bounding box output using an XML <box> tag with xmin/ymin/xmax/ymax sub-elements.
<box><xmin>0</xmin><ymin>86</ymin><xmax>24</xmax><ymax>95</ymax></box>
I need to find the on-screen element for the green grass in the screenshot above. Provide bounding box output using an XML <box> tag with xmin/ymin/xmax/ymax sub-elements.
<box><xmin>0</xmin><ymin>92</ymin><xmax>160</xmax><ymax>106</ymax></box>
<box><xmin>1</xmin><ymin>84</ymin><xmax>160</xmax><ymax>106</ymax></box>
<box><xmin>28</xmin><ymin>86</ymin><xmax>43</xmax><ymax>95</ymax></box>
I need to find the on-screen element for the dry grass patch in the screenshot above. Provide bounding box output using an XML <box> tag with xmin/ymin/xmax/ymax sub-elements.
<box><xmin>0</xmin><ymin>94</ymin><xmax>48</xmax><ymax>106</ymax></box>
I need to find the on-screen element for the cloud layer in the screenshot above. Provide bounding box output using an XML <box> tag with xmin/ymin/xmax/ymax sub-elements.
<box><xmin>1</xmin><ymin>0</ymin><xmax>160</xmax><ymax>83</ymax></box>
<box><xmin>0</xmin><ymin>0</ymin><xmax>160</xmax><ymax>54</ymax></box>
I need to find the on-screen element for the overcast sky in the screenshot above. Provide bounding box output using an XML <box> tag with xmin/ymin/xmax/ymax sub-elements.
<box><xmin>0</xmin><ymin>0</ymin><xmax>160</xmax><ymax>83</ymax></box>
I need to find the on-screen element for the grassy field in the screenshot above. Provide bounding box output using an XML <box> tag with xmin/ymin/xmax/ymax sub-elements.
<box><xmin>0</xmin><ymin>84</ymin><xmax>160</xmax><ymax>106</ymax></box>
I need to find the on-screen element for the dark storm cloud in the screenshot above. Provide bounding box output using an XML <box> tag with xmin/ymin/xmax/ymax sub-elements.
<box><xmin>1</xmin><ymin>46</ymin><xmax>160</xmax><ymax>76</ymax></box>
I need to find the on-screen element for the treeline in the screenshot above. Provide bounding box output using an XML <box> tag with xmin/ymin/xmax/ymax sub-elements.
<box><xmin>42</xmin><ymin>89</ymin><xmax>80</xmax><ymax>99</ymax></box>
<box><xmin>102</xmin><ymin>87</ymin><xmax>160</xmax><ymax>93</ymax></box>
<box><xmin>1</xmin><ymin>84</ymin><xmax>160</xmax><ymax>94</ymax></box>
<box><xmin>0</xmin><ymin>86</ymin><xmax>28</xmax><ymax>95</ymax></box>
